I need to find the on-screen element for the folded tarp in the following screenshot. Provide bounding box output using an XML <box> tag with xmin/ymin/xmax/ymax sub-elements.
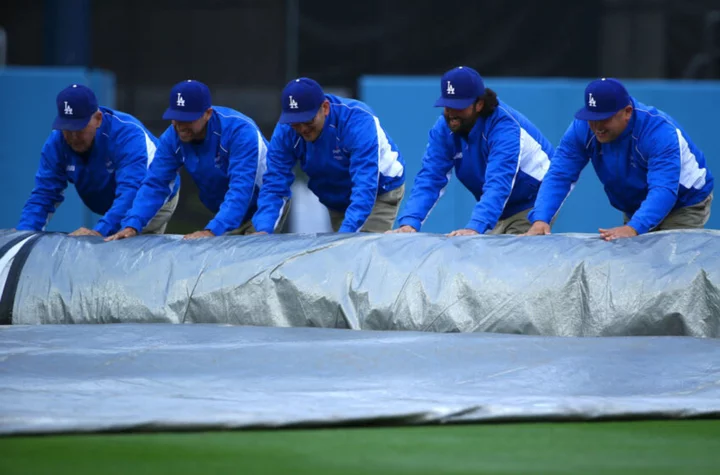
<box><xmin>1</xmin><ymin>325</ymin><xmax>719</xmax><ymax>435</ymax></box>
<box><xmin>1</xmin><ymin>229</ymin><xmax>718</xmax><ymax>337</ymax></box>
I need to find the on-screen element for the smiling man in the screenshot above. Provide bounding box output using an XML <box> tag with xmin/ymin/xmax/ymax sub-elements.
<box><xmin>526</xmin><ymin>78</ymin><xmax>714</xmax><ymax>240</ymax></box>
<box><xmin>107</xmin><ymin>80</ymin><xmax>270</xmax><ymax>241</ymax></box>
<box><xmin>17</xmin><ymin>84</ymin><xmax>180</xmax><ymax>237</ymax></box>
<box><xmin>390</xmin><ymin>66</ymin><xmax>555</xmax><ymax>236</ymax></box>
<box><xmin>252</xmin><ymin>77</ymin><xmax>405</xmax><ymax>234</ymax></box>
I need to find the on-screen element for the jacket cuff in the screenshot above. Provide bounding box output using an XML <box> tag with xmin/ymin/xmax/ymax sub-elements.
<box><xmin>528</xmin><ymin>209</ymin><xmax>553</xmax><ymax>225</ymax></box>
<box><xmin>397</xmin><ymin>217</ymin><xmax>422</xmax><ymax>232</ymax></box>
<box><xmin>465</xmin><ymin>219</ymin><xmax>491</xmax><ymax>234</ymax></box>
<box><xmin>626</xmin><ymin>218</ymin><xmax>648</xmax><ymax>235</ymax></box>
<box><xmin>93</xmin><ymin>221</ymin><xmax>114</xmax><ymax>237</ymax></box>
<box><xmin>120</xmin><ymin>217</ymin><xmax>144</xmax><ymax>235</ymax></box>
<box><xmin>205</xmin><ymin>220</ymin><xmax>229</xmax><ymax>237</ymax></box>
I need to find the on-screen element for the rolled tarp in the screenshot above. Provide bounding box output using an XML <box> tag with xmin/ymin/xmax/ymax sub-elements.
<box><xmin>0</xmin><ymin>229</ymin><xmax>718</xmax><ymax>337</ymax></box>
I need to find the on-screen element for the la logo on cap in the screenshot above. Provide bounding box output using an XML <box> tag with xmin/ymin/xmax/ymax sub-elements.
<box><xmin>63</xmin><ymin>101</ymin><xmax>73</xmax><ymax>115</ymax></box>
<box><xmin>288</xmin><ymin>95</ymin><xmax>298</xmax><ymax>109</ymax></box>
<box><xmin>589</xmin><ymin>77</ymin><xmax>607</xmax><ymax>107</ymax></box>
<box><xmin>176</xmin><ymin>93</ymin><xmax>185</xmax><ymax>107</ymax></box>
<box><xmin>446</xmin><ymin>81</ymin><xmax>455</xmax><ymax>95</ymax></box>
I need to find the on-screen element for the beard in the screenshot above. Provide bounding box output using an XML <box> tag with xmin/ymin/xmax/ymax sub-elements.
<box><xmin>444</xmin><ymin>113</ymin><xmax>478</xmax><ymax>135</ymax></box>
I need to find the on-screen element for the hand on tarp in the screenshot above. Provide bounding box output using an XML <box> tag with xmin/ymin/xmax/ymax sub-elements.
<box><xmin>599</xmin><ymin>225</ymin><xmax>638</xmax><ymax>241</ymax></box>
<box><xmin>386</xmin><ymin>225</ymin><xmax>417</xmax><ymax>234</ymax></box>
<box><xmin>447</xmin><ymin>228</ymin><xmax>479</xmax><ymax>237</ymax></box>
<box><xmin>184</xmin><ymin>230</ymin><xmax>215</xmax><ymax>240</ymax></box>
<box><xmin>105</xmin><ymin>227</ymin><xmax>138</xmax><ymax>241</ymax></box>
<box><xmin>523</xmin><ymin>221</ymin><xmax>551</xmax><ymax>236</ymax></box>
<box><xmin>69</xmin><ymin>227</ymin><xmax>101</xmax><ymax>237</ymax></box>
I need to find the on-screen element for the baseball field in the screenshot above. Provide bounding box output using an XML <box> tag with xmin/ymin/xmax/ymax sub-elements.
<box><xmin>2</xmin><ymin>420</ymin><xmax>719</xmax><ymax>474</ymax></box>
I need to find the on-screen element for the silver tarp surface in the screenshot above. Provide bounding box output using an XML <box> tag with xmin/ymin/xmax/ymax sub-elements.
<box><xmin>2</xmin><ymin>230</ymin><xmax>720</xmax><ymax>336</ymax></box>
<box><xmin>1</xmin><ymin>325</ymin><xmax>719</xmax><ymax>435</ymax></box>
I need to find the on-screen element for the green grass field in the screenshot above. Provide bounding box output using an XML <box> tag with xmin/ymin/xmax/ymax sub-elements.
<box><xmin>2</xmin><ymin>420</ymin><xmax>719</xmax><ymax>474</ymax></box>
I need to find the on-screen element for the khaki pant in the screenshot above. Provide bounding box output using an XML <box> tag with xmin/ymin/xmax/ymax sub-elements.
<box><xmin>141</xmin><ymin>190</ymin><xmax>180</xmax><ymax>234</ymax></box>
<box><xmin>623</xmin><ymin>192</ymin><xmax>713</xmax><ymax>231</ymax></box>
<box><xmin>226</xmin><ymin>199</ymin><xmax>292</xmax><ymax>235</ymax></box>
<box><xmin>329</xmin><ymin>185</ymin><xmax>405</xmax><ymax>233</ymax></box>
<box><xmin>489</xmin><ymin>207</ymin><xmax>533</xmax><ymax>235</ymax></box>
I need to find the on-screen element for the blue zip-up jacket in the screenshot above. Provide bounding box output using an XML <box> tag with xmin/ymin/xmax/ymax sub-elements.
<box><xmin>397</xmin><ymin>100</ymin><xmax>554</xmax><ymax>233</ymax></box>
<box><xmin>529</xmin><ymin>98</ymin><xmax>714</xmax><ymax>234</ymax></box>
<box><xmin>121</xmin><ymin>106</ymin><xmax>268</xmax><ymax>236</ymax></box>
<box><xmin>17</xmin><ymin>107</ymin><xmax>179</xmax><ymax>237</ymax></box>
<box><xmin>252</xmin><ymin>94</ymin><xmax>405</xmax><ymax>233</ymax></box>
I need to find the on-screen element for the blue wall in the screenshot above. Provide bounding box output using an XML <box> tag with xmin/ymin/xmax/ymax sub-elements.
<box><xmin>359</xmin><ymin>76</ymin><xmax>720</xmax><ymax>233</ymax></box>
<box><xmin>0</xmin><ymin>66</ymin><xmax>115</xmax><ymax>232</ymax></box>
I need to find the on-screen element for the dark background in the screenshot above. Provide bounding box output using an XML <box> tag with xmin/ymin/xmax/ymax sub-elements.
<box><xmin>2</xmin><ymin>0</ymin><xmax>719</xmax><ymax>232</ymax></box>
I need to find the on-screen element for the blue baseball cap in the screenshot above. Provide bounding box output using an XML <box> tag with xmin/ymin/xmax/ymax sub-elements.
<box><xmin>575</xmin><ymin>78</ymin><xmax>631</xmax><ymax>121</ymax></box>
<box><xmin>279</xmin><ymin>78</ymin><xmax>326</xmax><ymax>124</ymax></box>
<box><xmin>52</xmin><ymin>84</ymin><xmax>99</xmax><ymax>131</ymax></box>
<box><xmin>434</xmin><ymin>66</ymin><xmax>485</xmax><ymax>109</ymax></box>
<box><xmin>163</xmin><ymin>80</ymin><xmax>212</xmax><ymax>121</ymax></box>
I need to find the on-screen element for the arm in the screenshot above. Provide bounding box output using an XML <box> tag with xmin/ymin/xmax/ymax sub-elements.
<box><xmin>205</xmin><ymin>127</ymin><xmax>265</xmax><ymax>236</ymax></box>
<box><xmin>464</xmin><ymin>117</ymin><xmax>522</xmax><ymax>234</ymax></box>
<box><xmin>17</xmin><ymin>134</ymin><xmax>68</xmax><ymax>231</ymax></box>
<box><xmin>252</xmin><ymin>124</ymin><xmax>296</xmax><ymax>234</ymax></box>
<box><xmin>397</xmin><ymin>119</ymin><xmax>454</xmax><ymax>231</ymax></box>
<box><xmin>625</xmin><ymin>121</ymin><xmax>681</xmax><ymax>234</ymax></box>
<box><xmin>528</xmin><ymin>121</ymin><xmax>589</xmax><ymax>225</ymax></box>
<box><xmin>120</xmin><ymin>131</ymin><xmax>181</xmax><ymax>233</ymax></box>
<box><xmin>93</xmin><ymin>130</ymin><xmax>155</xmax><ymax>237</ymax></box>
<box><xmin>339</xmin><ymin>113</ymin><xmax>383</xmax><ymax>233</ymax></box>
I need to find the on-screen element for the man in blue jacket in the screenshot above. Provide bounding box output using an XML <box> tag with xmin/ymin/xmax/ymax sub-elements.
<box><xmin>390</xmin><ymin>66</ymin><xmax>554</xmax><ymax>236</ymax></box>
<box><xmin>106</xmin><ymin>80</ymin><xmax>269</xmax><ymax>241</ymax></box>
<box><xmin>251</xmin><ymin>77</ymin><xmax>405</xmax><ymax>234</ymax></box>
<box><xmin>17</xmin><ymin>84</ymin><xmax>180</xmax><ymax>237</ymax></box>
<box><xmin>526</xmin><ymin>78</ymin><xmax>714</xmax><ymax>240</ymax></box>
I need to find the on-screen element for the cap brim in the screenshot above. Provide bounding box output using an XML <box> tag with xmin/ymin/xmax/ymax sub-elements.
<box><xmin>574</xmin><ymin>107</ymin><xmax>619</xmax><ymax>121</ymax></box>
<box><xmin>52</xmin><ymin>115</ymin><xmax>92</xmax><ymax>131</ymax></box>
<box><xmin>433</xmin><ymin>97</ymin><xmax>476</xmax><ymax>109</ymax></box>
<box><xmin>278</xmin><ymin>109</ymin><xmax>319</xmax><ymax>124</ymax></box>
<box><xmin>163</xmin><ymin>108</ymin><xmax>205</xmax><ymax>121</ymax></box>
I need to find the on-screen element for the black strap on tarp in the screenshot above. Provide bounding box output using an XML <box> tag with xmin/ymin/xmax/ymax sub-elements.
<box><xmin>0</xmin><ymin>233</ymin><xmax>44</xmax><ymax>325</ymax></box>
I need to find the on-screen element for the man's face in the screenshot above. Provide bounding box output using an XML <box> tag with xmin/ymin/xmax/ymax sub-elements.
<box><xmin>443</xmin><ymin>100</ymin><xmax>483</xmax><ymax>134</ymax></box>
<box><xmin>589</xmin><ymin>106</ymin><xmax>633</xmax><ymax>143</ymax></box>
<box><xmin>290</xmin><ymin>101</ymin><xmax>330</xmax><ymax>142</ymax></box>
<box><xmin>62</xmin><ymin>111</ymin><xmax>102</xmax><ymax>153</ymax></box>
<box><xmin>173</xmin><ymin>109</ymin><xmax>212</xmax><ymax>142</ymax></box>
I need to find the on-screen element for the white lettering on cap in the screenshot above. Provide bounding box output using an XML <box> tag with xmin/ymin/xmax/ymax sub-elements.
<box><xmin>588</xmin><ymin>93</ymin><xmax>597</xmax><ymax>108</ymax></box>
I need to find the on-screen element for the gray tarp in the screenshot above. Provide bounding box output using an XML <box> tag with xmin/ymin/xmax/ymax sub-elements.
<box><xmin>2</xmin><ymin>230</ymin><xmax>719</xmax><ymax>337</ymax></box>
<box><xmin>1</xmin><ymin>325</ymin><xmax>719</xmax><ymax>435</ymax></box>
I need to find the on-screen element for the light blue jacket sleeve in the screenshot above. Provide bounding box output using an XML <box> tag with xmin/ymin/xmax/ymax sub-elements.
<box><xmin>397</xmin><ymin>119</ymin><xmax>454</xmax><ymax>231</ymax></box>
<box><xmin>17</xmin><ymin>133</ymin><xmax>68</xmax><ymax>232</ymax></box>
<box><xmin>529</xmin><ymin>121</ymin><xmax>589</xmax><ymax>224</ymax></box>
<box><xmin>339</xmin><ymin>112</ymin><xmax>381</xmax><ymax>233</ymax></box>
<box><xmin>465</xmin><ymin>116</ymin><xmax>521</xmax><ymax>233</ymax></box>
<box><xmin>93</xmin><ymin>128</ymin><xmax>153</xmax><ymax>237</ymax></box>
<box><xmin>626</xmin><ymin>120</ymin><xmax>680</xmax><ymax>234</ymax></box>
<box><xmin>206</xmin><ymin>126</ymin><xmax>264</xmax><ymax>236</ymax></box>
<box><xmin>252</xmin><ymin>124</ymin><xmax>296</xmax><ymax>234</ymax></box>
<box><xmin>120</xmin><ymin>130</ymin><xmax>181</xmax><ymax>233</ymax></box>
